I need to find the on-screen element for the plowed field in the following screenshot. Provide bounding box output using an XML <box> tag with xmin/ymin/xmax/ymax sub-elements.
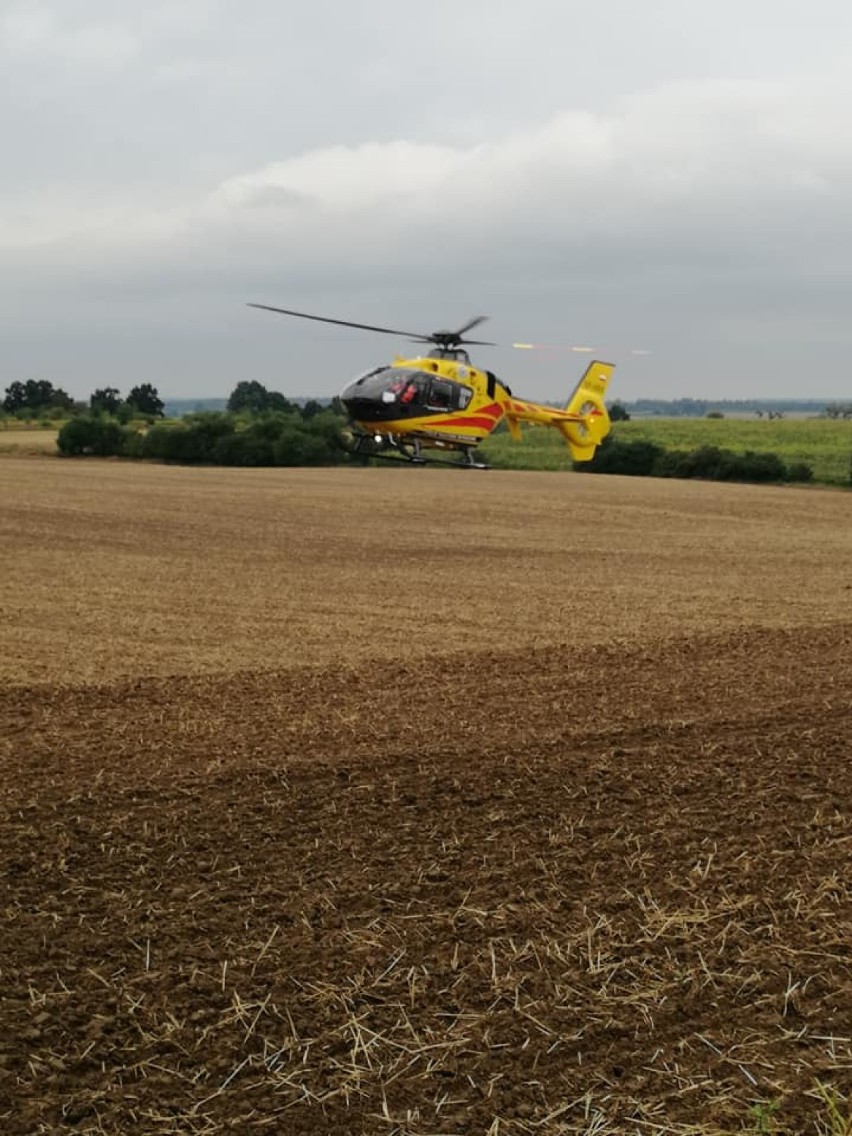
<box><xmin>1</xmin><ymin>458</ymin><xmax>851</xmax><ymax>1134</ymax></box>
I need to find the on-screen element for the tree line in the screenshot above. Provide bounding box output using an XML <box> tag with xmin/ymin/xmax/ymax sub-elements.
<box><xmin>1</xmin><ymin>378</ymin><xmax>333</xmax><ymax>421</ymax></box>
<box><xmin>2</xmin><ymin>379</ymin><xmax>164</xmax><ymax>419</ymax></box>
<box><xmin>620</xmin><ymin>397</ymin><xmax>844</xmax><ymax>417</ymax></box>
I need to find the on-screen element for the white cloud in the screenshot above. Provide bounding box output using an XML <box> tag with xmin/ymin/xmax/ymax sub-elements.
<box><xmin>129</xmin><ymin>79</ymin><xmax>852</xmax><ymax>287</ymax></box>
<box><xmin>7</xmin><ymin>76</ymin><xmax>849</xmax><ymax>273</ymax></box>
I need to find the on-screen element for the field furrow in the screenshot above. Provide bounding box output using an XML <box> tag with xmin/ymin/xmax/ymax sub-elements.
<box><xmin>1</xmin><ymin>459</ymin><xmax>850</xmax><ymax>1134</ymax></box>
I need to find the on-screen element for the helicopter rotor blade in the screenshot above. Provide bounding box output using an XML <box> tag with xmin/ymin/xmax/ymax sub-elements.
<box><xmin>452</xmin><ymin>315</ymin><xmax>490</xmax><ymax>338</ymax></box>
<box><xmin>247</xmin><ymin>304</ymin><xmax>432</xmax><ymax>341</ymax></box>
<box><xmin>513</xmin><ymin>341</ymin><xmax>651</xmax><ymax>355</ymax></box>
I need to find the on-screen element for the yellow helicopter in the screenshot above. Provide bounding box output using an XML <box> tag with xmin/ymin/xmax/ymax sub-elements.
<box><xmin>248</xmin><ymin>304</ymin><xmax>615</xmax><ymax>468</ymax></box>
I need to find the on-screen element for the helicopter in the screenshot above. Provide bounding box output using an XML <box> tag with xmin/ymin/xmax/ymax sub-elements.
<box><xmin>248</xmin><ymin>303</ymin><xmax>615</xmax><ymax>469</ymax></box>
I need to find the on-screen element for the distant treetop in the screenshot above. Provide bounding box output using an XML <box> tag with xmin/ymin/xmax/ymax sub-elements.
<box><xmin>3</xmin><ymin>379</ymin><xmax>73</xmax><ymax>414</ymax></box>
<box><xmin>227</xmin><ymin>381</ymin><xmax>296</xmax><ymax>415</ymax></box>
<box><xmin>127</xmin><ymin>384</ymin><xmax>165</xmax><ymax>417</ymax></box>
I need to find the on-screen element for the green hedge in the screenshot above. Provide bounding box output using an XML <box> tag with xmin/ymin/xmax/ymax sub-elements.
<box><xmin>57</xmin><ymin>410</ymin><xmax>349</xmax><ymax>466</ymax></box>
<box><xmin>575</xmin><ymin>438</ymin><xmax>813</xmax><ymax>484</ymax></box>
<box><xmin>56</xmin><ymin>414</ymin><xmax>817</xmax><ymax>484</ymax></box>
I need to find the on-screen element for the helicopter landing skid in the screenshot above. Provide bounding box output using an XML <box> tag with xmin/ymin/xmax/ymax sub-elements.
<box><xmin>347</xmin><ymin>434</ymin><xmax>490</xmax><ymax>470</ymax></box>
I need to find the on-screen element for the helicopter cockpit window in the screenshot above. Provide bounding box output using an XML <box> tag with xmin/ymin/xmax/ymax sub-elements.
<box><xmin>347</xmin><ymin>368</ymin><xmax>412</xmax><ymax>400</ymax></box>
<box><xmin>385</xmin><ymin>374</ymin><xmax>425</xmax><ymax>404</ymax></box>
<box><xmin>427</xmin><ymin>379</ymin><xmax>454</xmax><ymax>410</ymax></box>
<box><xmin>352</xmin><ymin>366</ymin><xmax>386</xmax><ymax>387</ymax></box>
<box><xmin>340</xmin><ymin>368</ymin><xmax>474</xmax><ymax>417</ymax></box>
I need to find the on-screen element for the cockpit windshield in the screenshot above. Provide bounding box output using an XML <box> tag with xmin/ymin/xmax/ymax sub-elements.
<box><xmin>341</xmin><ymin>367</ymin><xmax>473</xmax><ymax>420</ymax></box>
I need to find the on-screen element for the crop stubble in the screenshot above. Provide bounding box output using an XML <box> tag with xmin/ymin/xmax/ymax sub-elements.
<box><xmin>1</xmin><ymin>458</ymin><xmax>851</xmax><ymax>1133</ymax></box>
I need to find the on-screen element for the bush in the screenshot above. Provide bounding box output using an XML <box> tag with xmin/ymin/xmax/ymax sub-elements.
<box><xmin>655</xmin><ymin>446</ymin><xmax>792</xmax><ymax>483</ymax></box>
<box><xmin>213</xmin><ymin>432</ymin><xmax>276</xmax><ymax>466</ymax></box>
<box><xmin>238</xmin><ymin>411</ymin><xmax>302</xmax><ymax>441</ymax></box>
<box><xmin>116</xmin><ymin>402</ymin><xmax>136</xmax><ymax>425</ymax></box>
<box><xmin>728</xmin><ymin>450</ymin><xmax>789</xmax><ymax>483</ymax></box>
<box><xmin>131</xmin><ymin>411</ymin><xmax>347</xmax><ymax>466</ymax></box>
<box><xmin>56</xmin><ymin>406</ymin><xmax>348</xmax><ymax>468</ymax></box>
<box><xmin>121</xmin><ymin>431</ymin><xmax>146</xmax><ymax>459</ymax></box>
<box><xmin>57</xmin><ymin>415</ymin><xmax>132</xmax><ymax>457</ymax></box>
<box><xmin>653</xmin><ymin>445</ymin><xmax>730</xmax><ymax>480</ymax></box>
<box><xmin>273</xmin><ymin>427</ymin><xmax>334</xmax><ymax>466</ymax></box>
<box><xmin>786</xmin><ymin>462</ymin><xmax>814</xmax><ymax>483</ymax></box>
<box><xmin>575</xmin><ymin>437</ymin><xmax>664</xmax><ymax>476</ymax></box>
<box><xmin>142</xmin><ymin>414</ymin><xmax>236</xmax><ymax>463</ymax></box>
<box><xmin>138</xmin><ymin>423</ymin><xmax>177</xmax><ymax>461</ymax></box>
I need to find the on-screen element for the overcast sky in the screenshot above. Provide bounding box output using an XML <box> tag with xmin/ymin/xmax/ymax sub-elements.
<box><xmin>3</xmin><ymin>0</ymin><xmax>852</xmax><ymax>402</ymax></box>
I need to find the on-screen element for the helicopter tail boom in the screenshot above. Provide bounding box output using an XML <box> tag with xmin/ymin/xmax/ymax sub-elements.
<box><xmin>502</xmin><ymin>360</ymin><xmax>615</xmax><ymax>460</ymax></box>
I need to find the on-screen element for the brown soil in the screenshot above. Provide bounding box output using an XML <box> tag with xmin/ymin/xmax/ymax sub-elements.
<box><xmin>3</xmin><ymin>459</ymin><xmax>852</xmax><ymax>687</ymax></box>
<box><xmin>1</xmin><ymin>459</ymin><xmax>851</xmax><ymax>1134</ymax></box>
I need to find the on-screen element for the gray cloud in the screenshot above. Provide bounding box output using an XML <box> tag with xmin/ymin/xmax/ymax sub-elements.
<box><xmin>3</xmin><ymin>1</ymin><xmax>852</xmax><ymax>400</ymax></box>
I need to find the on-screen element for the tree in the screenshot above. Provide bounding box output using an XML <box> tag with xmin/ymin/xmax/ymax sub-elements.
<box><xmin>2</xmin><ymin>382</ymin><xmax>27</xmax><ymax>413</ymax></box>
<box><xmin>3</xmin><ymin>379</ymin><xmax>72</xmax><ymax>414</ymax></box>
<box><xmin>90</xmin><ymin>387</ymin><xmax>123</xmax><ymax>415</ymax></box>
<box><xmin>126</xmin><ymin>383</ymin><xmax>165</xmax><ymax>417</ymax></box>
<box><xmin>267</xmin><ymin>390</ymin><xmax>295</xmax><ymax>413</ymax></box>
<box><xmin>228</xmin><ymin>381</ymin><xmax>268</xmax><ymax>413</ymax></box>
<box><xmin>608</xmin><ymin>401</ymin><xmax>631</xmax><ymax>422</ymax></box>
<box><xmin>227</xmin><ymin>380</ymin><xmax>295</xmax><ymax>415</ymax></box>
<box><xmin>31</xmin><ymin>379</ymin><xmax>72</xmax><ymax>410</ymax></box>
<box><xmin>50</xmin><ymin>384</ymin><xmax>74</xmax><ymax>411</ymax></box>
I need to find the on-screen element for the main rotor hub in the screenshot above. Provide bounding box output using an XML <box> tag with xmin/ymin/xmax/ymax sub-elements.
<box><xmin>427</xmin><ymin>346</ymin><xmax>471</xmax><ymax>363</ymax></box>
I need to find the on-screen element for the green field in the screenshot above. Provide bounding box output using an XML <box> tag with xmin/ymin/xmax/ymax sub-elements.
<box><xmin>480</xmin><ymin>416</ymin><xmax>852</xmax><ymax>484</ymax></box>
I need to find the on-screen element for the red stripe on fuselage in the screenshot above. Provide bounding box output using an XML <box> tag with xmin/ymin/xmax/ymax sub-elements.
<box><xmin>431</xmin><ymin>415</ymin><xmax>499</xmax><ymax>431</ymax></box>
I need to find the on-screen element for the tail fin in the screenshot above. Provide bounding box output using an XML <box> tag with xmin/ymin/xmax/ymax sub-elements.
<box><xmin>558</xmin><ymin>361</ymin><xmax>615</xmax><ymax>462</ymax></box>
